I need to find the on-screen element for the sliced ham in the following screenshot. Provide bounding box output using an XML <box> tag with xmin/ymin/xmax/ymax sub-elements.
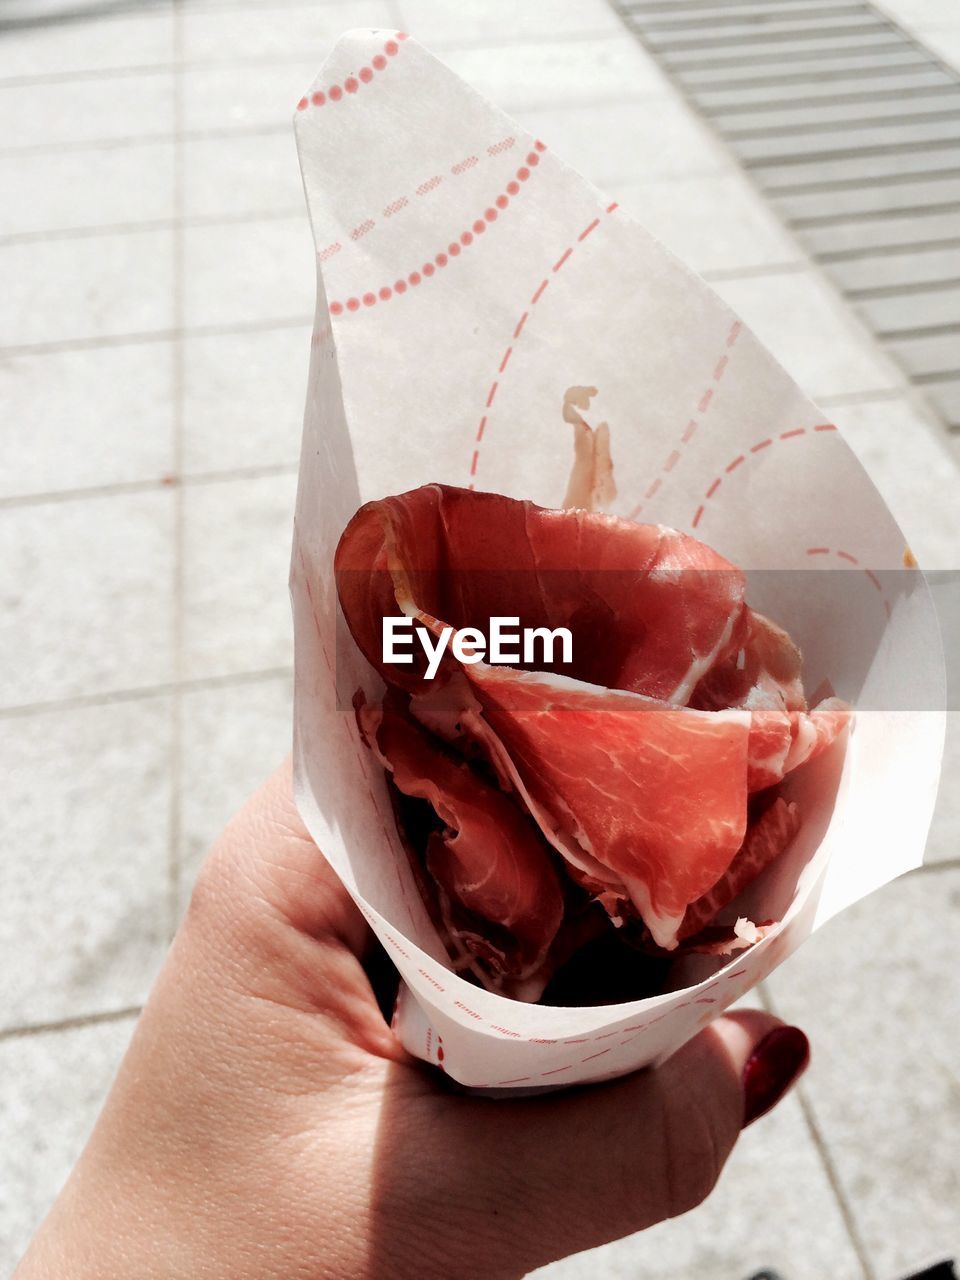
<box><xmin>463</xmin><ymin>666</ymin><xmax>751</xmax><ymax>950</ymax></box>
<box><xmin>335</xmin><ymin>484</ymin><xmax>852</xmax><ymax>997</ymax></box>
<box><xmin>677</xmin><ymin>796</ymin><xmax>802</xmax><ymax>942</ymax></box>
<box><xmin>692</xmin><ymin>608</ymin><xmax>806</xmax><ymax>714</ymax></box>
<box><xmin>334</xmin><ymin>484</ymin><xmax>747</xmax><ymax>702</ymax></box>
<box><xmin>356</xmin><ymin>693</ymin><xmax>564</xmax><ymax>995</ymax></box>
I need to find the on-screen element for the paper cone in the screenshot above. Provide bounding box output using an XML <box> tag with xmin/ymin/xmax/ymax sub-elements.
<box><xmin>289</xmin><ymin>30</ymin><xmax>945</xmax><ymax>1089</ymax></box>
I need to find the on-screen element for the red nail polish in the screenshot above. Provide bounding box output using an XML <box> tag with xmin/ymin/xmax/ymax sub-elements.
<box><xmin>742</xmin><ymin>1025</ymin><xmax>810</xmax><ymax>1127</ymax></box>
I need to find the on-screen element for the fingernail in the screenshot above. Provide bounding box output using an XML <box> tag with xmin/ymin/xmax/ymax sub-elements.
<box><xmin>742</xmin><ymin>1025</ymin><xmax>810</xmax><ymax>1127</ymax></box>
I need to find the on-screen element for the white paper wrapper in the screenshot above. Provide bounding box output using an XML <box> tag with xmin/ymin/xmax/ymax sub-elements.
<box><xmin>290</xmin><ymin>30</ymin><xmax>946</xmax><ymax>1090</ymax></box>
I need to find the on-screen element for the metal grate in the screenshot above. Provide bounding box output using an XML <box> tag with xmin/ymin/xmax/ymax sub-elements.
<box><xmin>613</xmin><ymin>0</ymin><xmax>960</xmax><ymax>431</ymax></box>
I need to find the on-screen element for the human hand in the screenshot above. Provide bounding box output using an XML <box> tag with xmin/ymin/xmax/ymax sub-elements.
<box><xmin>18</xmin><ymin>761</ymin><xmax>809</xmax><ymax>1280</ymax></box>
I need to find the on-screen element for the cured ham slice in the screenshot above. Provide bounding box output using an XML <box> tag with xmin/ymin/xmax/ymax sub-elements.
<box><xmin>677</xmin><ymin>796</ymin><xmax>802</xmax><ymax>942</ymax></box>
<box><xmin>694</xmin><ymin>611</ymin><xmax>853</xmax><ymax>790</ymax></box>
<box><xmin>356</xmin><ymin>694</ymin><xmax>564</xmax><ymax>996</ymax></box>
<box><xmin>783</xmin><ymin>697</ymin><xmax>852</xmax><ymax>775</ymax></box>
<box><xmin>463</xmin><ymin>666</ymin><xmax>751</xmax><ymax>950</ymax></box>
<box><xmin>335</xmin><ymin>484</ymin><xmax>852</xmax><ymax>999</ymax></box>
<box><xmin>334</xmin><ymin>484</ymin><xmax>747</xmax><ymax>703</ymax></box>
<box><xmin>692</xmin><ymin>608</ymin><xmax>806</xmax><ymax>714</ymax></box>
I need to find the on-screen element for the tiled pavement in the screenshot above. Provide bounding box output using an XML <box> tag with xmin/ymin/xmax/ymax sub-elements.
<box><xmin>614</xmin><ymin>0</ymin><xmax>960</xmax><ymax>431</ymax></box>
<box><xmin>1</xmin><ymin>1</ymin><xmax>958</xmax><ymax>1276</ymax></box>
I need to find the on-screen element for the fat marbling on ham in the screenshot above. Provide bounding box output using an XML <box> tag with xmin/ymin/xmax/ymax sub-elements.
<box><xmin>334</xmin><ymin>484</ymin><xmax>850</xmax><ymax>1002</ymax></box>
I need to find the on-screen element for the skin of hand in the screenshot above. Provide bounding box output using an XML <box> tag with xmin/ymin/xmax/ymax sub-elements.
<box><xmin>17</xmin><ymin>761</ymin><xmax>809</xmax><ymax>1280</ymax></box>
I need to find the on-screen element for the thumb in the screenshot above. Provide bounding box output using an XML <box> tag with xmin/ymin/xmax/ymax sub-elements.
<box><xmin>469</xmin><ymin>1009</ymin><xmax>809</xmax><ymax>1274</ymax></box>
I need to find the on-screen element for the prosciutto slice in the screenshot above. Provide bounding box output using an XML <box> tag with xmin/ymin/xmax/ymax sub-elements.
<box><xmin>334</xmin><ymin>483</ymin><xmax>746</xmax><ymax>702</ymax></box>
<box><xmin>357</xmin><ymin>694</ymin><xmax>564</xmax><ymax>997</ymax></box>
<box><xmin>335</xmin><ymin>485</ymin><xmax>851</xmax><ymax>997</ymax></box>
<box><xmin>462</xmin><ymin>666</ymin><xmax>752</xmax><ymax>949</ymax></box>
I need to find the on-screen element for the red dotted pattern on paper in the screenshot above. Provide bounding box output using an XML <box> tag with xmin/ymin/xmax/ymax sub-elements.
<box><xmin>383</xmin><ymin>934</ymin><xmax>411</xmax><ymax>961</ymax></box>
<box><xmin>296</xmin><ymin>31</ymin><xmax>408</xmax><ymax>112</ymax></box>
<box><xmin>316</xmin><ymin>141</ymin><xmax>516</xmax><ymax>270</ymax></box>
<box><xmin>468</xmin><ymin>199</ymin><xmax>619</xmax><ymax>486</ymax></box>
<box><xmin>418</xmin><ymin>968</ymin><xmax>446</xmax><ymax>992</ymax></box>
<box><xmin>691</xmin><ymin>423</ymin><xmax>837</xmax><ymax>531</ymax></box>
<box><xmin>426</xmin><ymin>958</ymin><xmax>759</xmax><ymax>1081</ymax></box>
<box><xmin>327</xmin><ymin>141</ymin><xmax>546</xmax><ymax>316</ymax></box>
<box><xmin>628</xmin><ymin>319</ymin><xmax>741</xmax><ymax>521</ymax></box>
<box><xmin>806</xmin><ymin>545</ymin><xmax>892</xmax><ymax>618</ymax></box>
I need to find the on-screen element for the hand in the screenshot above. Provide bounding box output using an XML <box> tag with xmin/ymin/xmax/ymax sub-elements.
<box><xmin>18</xmin><ymin>761</ymin><xmax>809</xmax><ymax>1280</ymax></box>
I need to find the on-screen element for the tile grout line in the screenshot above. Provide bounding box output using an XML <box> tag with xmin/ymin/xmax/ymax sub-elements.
<box><xmin>0</xmin><ymin>314</ymin><xmax>313</xmax><ymax>358</ymax></box>
<box><xmin>0</xmin><ymin>85</ymin><xmax>667</xmax><ymax>160</ymax></box>
<box><xmin>0</xmin><ymin>666</ymin><xmax>294</xmax><ymax>721</ymax></box>
<box><xmin>757</xmin><ymin>982</ymin><xmax>878</xmax><ymax>1280</ymax></box>
<box><xmin>0</xmin><ymin>208</ymin><xmax>306</xmax><ymax>248</ymax></box>
<box><xmin>0</xmin><ymin>25</ymin><xmax>629</xmax><ymax>89</ymax></box>
<box><xmin>169</xmin><ymin>0</ymin><xmax>186</xmax><ymax>940</ymax></box>
<box><xmin>0</xmin><ymin>1005</ymin><xmax>143</xmax><ymax>1045</ymax></box>
<box><xmin>0</xmin><ymin>462</ymin><xmax>300</xmax><ymax>511</ymax></box>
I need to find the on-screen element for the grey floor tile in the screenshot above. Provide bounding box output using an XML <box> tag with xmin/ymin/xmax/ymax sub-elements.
<box><xmin>925</xmin><ymin>377</ymin><xmax>960</xmax><ymax>429</ymax></box>
<box><xmin>765</xmin><ymin>869</ymin><xmax>960</xmax><ymax>1280</ymax></box>
<box><xmin>0</xmin><ymin>699</ymin><xmax>171</xmax><ymax>1029</ymax></box>
<box><xmin>515</xmin><ymin>96</ymin><xmax>726</xmax><ymax>187</ymax></box>
<box><xmin>396</xmin><ymin>0</ymin><xmax>623</xmax><ymax>46</ymax></box>
<box><xmin>182</xmin><ymin>325</ymin><xmax>307</xmax><ymax>475</ymax></box>
<box><xmin>443</xmin><ymin>33</ymin><xmax>670</xmax><ymax>110</ymax></box>
<box><xmin>754</xmin><ymin>143</ymin><xmax>960</xmax><ymax>194</ymax></box>
<box><xmin>1</xmin><ymin>142</ymin><xmax>175</xmax><ymax>238</ymax></box>
<box><xmin>856</xmin><ymin>286</ymin><xmax>960</xmax><ymax>337</ymax></box>
<box><xmin>533</xmin><ymin>1092</ymin><xmax>863</xmax><ymax>1280</ymax></box>
<box><xmin>181</xmin><ymin>217</ymin><xmax>314</xmax><ymax>330</ymax></box>
<box><xmin>774</xmin><ymin>174</ymin><xmax>960</xmax><ymax>225</ymax></box>
<box><xmin>178</xmin><ymin>673</ymin><xmax>293</xmax><ymax>909</ymax></box>
<box><xmin>0</xmin><ymin>71</ymin><xmax>174</xmax><ymax>150</ymax></box>
<box><xmin>180</xmin><ymin>59</ymin><xmax>318</xmax><ymax>133</ymax></box>
<box><xmin>664</xmin><ymin>27</ymin><xmax>901</xmax><ymax>70</ymax></box>
<box><xmin>180</xmin><ymin>0</ymin><xmax>397</xmax><ymax>62</ymax></box>
<box><xmin>889</xmin><ymin>330</ymin><xmax>960</xmax><ymax>381</ymax></box>
<box><xmin>609</xmin><ymin>170</ymin><xmax>802</xmax><ymax>276</ymax></box>
<box><xmin>803</xmin><ymin>208</ymin><xmax>960</xmax><ymax>260</ymax></box>
<box><xmin>711</xmin><ymin>269</ymin><xmax>903</xmax><ymax>401</ymax></box>
<box><xmin>0</xmin><ymin>489</ymin><xmax>175</xmax><ymax>706</ymax></box>
<box><xmin>0</xmin><ymin>11</ymin><xmax>174</xmax><ymax>78</ymax></box>
<box><xmin>0</xmin><ymin>342</ymin><xmax>174</xmax><ymax>499</ymax></box>
<box><xmin>181</xmin><ymin>471</ymin><xmax>297</xmax><ymax>681</ymax></box>
<box><xmin>715</xmin><ymin>84</ymin><xmax>960</xmax><ymax>134</ymax></box>
<box><xmin>0</xmin><ymin>228</ymin><xmax>174</xmax><ymax>349</ymax></box>
<box><xmin>829</xmin><ymin>245</ymin><xmax>960</xmax><ymax>296</ymax></box>
<box><xmin>644</xmin><ymin>9</ymin><xmax>886</xmax><ymax>51</ymax></box>
<box><xmin>676</xmin><ymin>45</ymin><xmax>929</xmax><ymax>91</ymax></box>
<box><xmin>182</xmin><ymin>130</ymin><xmax>303</xmax><ymax>220</ymax></box>
<box><xmin>696</xmin><ymin>64</ymin><xmax>954</xmax><ymax>111</ymax></box>
<box><xmin>736</xmin><ymin>115</ymin><xmax>960</xmax><ymax>167</ymax></box>
<box><xmin>0</xmin><ymin>1017</ymin><xmax>136</xmax><ymax>1276</ymax></box>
